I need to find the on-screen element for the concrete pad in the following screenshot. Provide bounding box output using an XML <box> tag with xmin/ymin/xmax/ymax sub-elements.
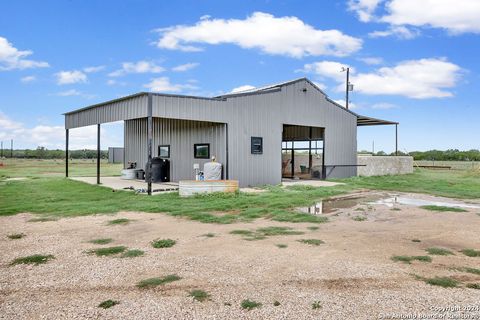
<box><xmin>282</xmin><ymin>179</ymin><xmax>343</xmax><ymax>187</ymax></box>
<box><xmin>71</xmin><ymin>176</ymin><xmax>178</xmax><ymax>194</ymax></box>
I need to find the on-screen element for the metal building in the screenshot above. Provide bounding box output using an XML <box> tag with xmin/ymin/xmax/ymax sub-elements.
<box><xmin>108</xmin><ymin>147</ymin><xmax>124</xmax><ymax>164</ymax></box>
<box><xmin>64</xmin><ymin>78</ymin><xmax>397</xmax><ymax>189</ymax></box>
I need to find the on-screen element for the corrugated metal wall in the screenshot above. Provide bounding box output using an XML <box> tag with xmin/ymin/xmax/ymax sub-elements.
<box><xmin>124</xmin><ymin>118</ymin><xmax>226</xmax><ymax>181</ymax></box>
<box><xmin>66</xmin><ymin>79</ymin><xmax>357</xmax><ymax>186</ymax></box>
<box><xmin>108</xmin><ymin>147</ymin><xmax>124</xmax><ymax>163</ymax></box>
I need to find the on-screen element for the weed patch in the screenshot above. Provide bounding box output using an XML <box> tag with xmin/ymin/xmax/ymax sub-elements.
<box><xmin>89</xmin><ymin>238</ymin><xmax>113</xmax><ymax>245</ymax></box>
<box><xmin>121</xmin><ymin>249</ymin><xmax>144</xmax><ymax>258</ymax></box>
<box><xmin>411</xmin><ymin>239</ymin><xmax>421</xmax><ymax>243</ymax></box>
<box><xmin>426</xmin><ymin>247</ymin><xmax>454</xmax><ymax>256</ymax></box>
<box><xmin>457</xmin><ymin>267</ymin><xmax>480</xmax><ymax>275</ymax></box>
<box><xmin>466</xmin><ymin>283</ymin><xmax>480</xmax><ymax>289</ymax></box>
<box><xmin>28</xmin><ymin>217</ymin><xmax>57</xmax><ymax>222</ymax></box>
<box><xmin>189</xmin><ymin>289</ymin><xmax>210</xmax><ymax>302</ymax></box>
<box><xmin>425</xmin><ymin>277</ymin><xmax>458</xmax><ymax>288</ymax></box>
<box><xmin>151</xmin><ymin>239</ymin><xmax>176</xmax><ymax>248</ymax></box>
<box><xmin>352</xmin><ymin>215</ymin><xmax>367</xmax><ymax>221</ymax></box>
<box><xmin>391</xmin><ymin>255</ymin><xmax>432</xmax><ymax>264</ymax></box>
<box><xmin>230</xmin><ymin>226</ymin><xmax>304</xmax><ymax>241</ymax></box>
<box><xmin>307</xmin><ymin>226</ymin><xmax>319</xmax><ymax>231</ymax></box>
<box><xmin>312</xmin><ymin>301</ymin><xmax>322</xmax><ymax>309</ymax></box>
<box><xmin>202</xmin><ymin>233</ymin><xmax>215</xmax><ymax>238</ymax></box>
<box><xmin>137</xmin><ymin>275</ymin><xmax>181</xmax><ymax>288</ymax></box>
<box><xmin>461</xmin><ymin>249</ymin><xmax>480</xmax><ymax>257</ymax></box>
<box><xmin>10</xmin><ymin>254</ymin><xmax>54</xmax><ymax>266</ymax></box>
<box><xmin>7</xmin><ymin>233</ymin><xmax>25</xmax><ymax>239</ymax></box>
<box><xmin>420</xmin><ymin>205</ymin><xmax>467</xmax><ymax>212</ymax></box>
<box><xmin>298</xmin><ymin>239</ymin><xmax>324</xmax><ymax>246</ymax></box>
<box><xmin>241</xmin><ymin>299</ymin><xmax>261</xmax><ymax>310</ymax></box>
<box><xmin>87</xmin><ymin>246</ymin><xmax>126</xmax><ymax>256</ymax></box>
<box><xmin>98</xmin><ymin>300</ymin><xmax>119</xmax><ymax>309</ymax></box>
<box><xmin>107</xmin><ymin>218</ymin><xmax>131</xmax><ymax>225</ymax></box>
<box><xmin>276</xmin><ymin>244</ymin><xmax>288</xmax><ymax>248</ymax></box>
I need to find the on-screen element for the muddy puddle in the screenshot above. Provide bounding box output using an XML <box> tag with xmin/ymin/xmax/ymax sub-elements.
<box><xmin>297</xmin><ymin>192</ymin><xmax>480</xmax><ymax>215</ymax></box>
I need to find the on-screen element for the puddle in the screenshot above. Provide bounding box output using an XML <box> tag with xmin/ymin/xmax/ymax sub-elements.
<box><xmin>372</xmin><ymin>196</ymin><xmax>480</xmax><ymax>209</ymax></box>
<box><xmin>297</xmin><ymin>193</ymin><xmax>480</xmax><ymax>215</ymax></box>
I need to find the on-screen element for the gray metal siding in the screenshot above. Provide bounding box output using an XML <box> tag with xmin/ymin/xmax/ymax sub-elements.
<box><xmin>66</xmin><ymin>79</ymin><xmax>357</xmax><ymax>186</ymax></box>
<box><xmin>125</xmin><ymin>118</ymin><xmax>226</xmax><ymax>181</ymax></box>
<box><xmin>65</xmin><ymin>95</ymin><xmax>147</xmax><ymax>129</ymax></box>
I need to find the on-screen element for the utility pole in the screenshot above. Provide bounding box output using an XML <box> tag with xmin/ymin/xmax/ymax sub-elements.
<box><xmin>341</xmin><ymin>67</ymin><xmax>354</xmax><ymax>109</ymax></box>
<box><xmin>1</xmin><ymin>141</ymin><xmax>3</xmax><ymax>158</ymax></box>
<box><xmin>10</xmin><ymin>139</ymin><xmax>13</xmax><ymax>158</ymax></box>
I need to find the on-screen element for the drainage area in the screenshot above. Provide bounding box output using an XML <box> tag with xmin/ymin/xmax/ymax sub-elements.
<box><xmin>297</xmin><ymin>192</ymin><xmax>480</xmax><ymax>215</ymax></box>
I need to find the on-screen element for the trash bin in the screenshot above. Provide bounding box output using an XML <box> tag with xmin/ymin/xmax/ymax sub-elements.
<box><xmin>145</xmin><ymin>158</ymin><xmax>170</xmax><ymax>183</ymax></box>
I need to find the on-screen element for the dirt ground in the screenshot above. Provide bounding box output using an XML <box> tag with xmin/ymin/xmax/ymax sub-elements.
<box><xmin>1</xmin><ymin>192</ymin><xmax>479</xmax><ymax>319</ymax></box>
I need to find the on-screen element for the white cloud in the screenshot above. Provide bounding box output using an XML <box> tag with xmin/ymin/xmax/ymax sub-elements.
<box><xmin>156</xmin><ymin>12</ymin><xmax>362</xmax><ymax>57</ymax></box>
<box><xmin>312</xmin><ymin>82</ymin><xmax>327</xmax><ymax>91</ymax></box>
<box><xmin>55</xmin><ymin>70</ymin><xmax>88</xmax><ymax>85</ymax></box>
<box><xmin>0</xmin><ymin>112</ymin><xmax>122</xmax><ymax>149</ymax></box>
<box><xmin>144</xmin><ymin>77</ymin><xmax>197</xmax><ymax>93</ymax></box>
<box><xmin>302</xmin><ymin>61</ymin><xmax>350</xmax><ymax>82</ymax></box>
<box><xmin>109</xmin><ymin>60</ymin><xmax>164</xmax><ymax>77</ymax></box>
<box><xmin>369</xmin><ymin>25</ymin><xmax>419</xmax><ymax>39</ymax></box>
<box><xmin>382</xmin><ymin>0</ymin><xmax>480</xmax><ymax>34</ymax></box>
<box><xmin>334</xmin><ymin>99</ymin><xmax>358</xmax><ymax>109</ymax></box>
<box><xmin>348</xmin><ymin>0</ymin><xmax>383</xmax><ymax>22</ymax></box>
<box><xmin>55</xmin><ymin>89</ymin><xmax>96</xmax><ymax>99</ymax></box>
<box><xmin>231</xmin><ymin>85</ymin><xmax>256</xmax><ymax>93</ymax></box>
<box><xmin>303</xmin><ymin>58</ymin><xmax>462</xmax><ymax>99</ymax></box>
<box><xmin>172</xmin><ymin>62</ymin><xmax>199</xmax><ymax>72</ymax></box>
<box><xmin>0</xmin><ymin>37</ymin><xmax>49</xmax><ymax>71</ymax></box>
<box><xmin>20</xmin><ymin>75</ymin><xmax>36</xmax><ymax>83</ymax></box>
<box><xmin>357</xmin><ymin>57</ymin><xmax>384</xmax><ymax>65</ymax></box>
<box><xmin>371</xmin><ymin>102</ymin><xmax>397</xmax><ymax>109</ymax></box>
<box><xmin>83</xmin><ymin>65</ymin><xmax>105</xmax><ymax>73</ymax></box>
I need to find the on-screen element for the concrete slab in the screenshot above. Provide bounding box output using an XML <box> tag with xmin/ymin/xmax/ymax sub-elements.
<box><xmin>71</xmin><ymin>176</ymin><xmax>178</xmax><ymax>194</ymax></box>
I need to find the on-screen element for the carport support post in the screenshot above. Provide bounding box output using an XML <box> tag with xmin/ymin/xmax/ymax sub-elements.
<box><xmin>65</xmin><ymin>129</ymin><xmax>69</xmax><ymax>177</ymax></box>
<box><xmin>395</xmin><ymin>124</ymin><xmax>398</xmax><ymax>156</ymax></box>
<box><xmin>147</xmin><ymin>93</ymin><xmax>153</xmax><ymax>195</ymax></box>
<box><xmin>97</xmin><ymin>124</ymin><xmax>100</xmax><ymax>184</ymax></box>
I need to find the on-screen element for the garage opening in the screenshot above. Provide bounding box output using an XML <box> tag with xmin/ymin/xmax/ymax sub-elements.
<box><xmin>282</xmin><ymin>124</ymin><xmax>325</xmax><ymax>180</ymax></box>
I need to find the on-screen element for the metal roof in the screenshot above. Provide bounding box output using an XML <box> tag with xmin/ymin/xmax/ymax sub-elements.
<box><xmin>357</xmin><ymin>115</ymin><xmax>398</xmax><ymax>126</ymax></box>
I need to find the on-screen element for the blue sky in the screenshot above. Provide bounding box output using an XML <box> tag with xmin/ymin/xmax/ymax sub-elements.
<box><xmin>1</xmin><ymin>0</ymin><xmax>479</xmax><ymax>152</ymax></box>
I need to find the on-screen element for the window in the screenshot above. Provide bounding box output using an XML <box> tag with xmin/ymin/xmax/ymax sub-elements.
<box><xmin>158</xmin><ymin>145</ymin><xmax>170</xmax><ymax>158</ymax></box>
<box><xmin>251</xmin><ymin>137</ymin><xmax>263</xmax><ymax>154</ymax></box>
<box><xmin>194</xmin><ymin>143</ymin><xmax>210</xmax><ymax>159</ymax></box>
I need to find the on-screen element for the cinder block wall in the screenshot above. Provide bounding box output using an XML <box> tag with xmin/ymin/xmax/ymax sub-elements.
<box><xmin>357</xmin><ymin>156</ymin><xmax>413</xmax><ymax>176</ymax></box>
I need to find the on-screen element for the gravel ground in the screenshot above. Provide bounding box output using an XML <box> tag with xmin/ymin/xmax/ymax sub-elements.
<box><xmin>1</xmin><ymin>194</ymin><xmax>479</xmax><ymax>319</ymax></box>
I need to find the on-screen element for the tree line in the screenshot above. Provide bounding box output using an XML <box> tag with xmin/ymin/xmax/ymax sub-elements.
<box><xmin>0</xmin><ymin>147</ymin><xmax>108</xmax><ymax>159</ymax></box>
<box><xmin>359</xmin><ymin>149</ymin><xmax>480</xmax><ymax>161</ymax></box>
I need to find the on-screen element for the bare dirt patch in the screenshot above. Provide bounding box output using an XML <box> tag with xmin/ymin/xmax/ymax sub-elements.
<box><xmin>1</xmin><ymin>197</ymin><xmax>479</xmax><ymax>319</ymax></box>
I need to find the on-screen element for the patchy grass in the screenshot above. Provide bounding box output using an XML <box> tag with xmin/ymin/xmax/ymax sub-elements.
<box><xmin>98</xmin><ymin>300</ymin><xmax>119</xmax><ymax>309</ymax></box>
<box><xmin>87</xmin><ymin>246</ymin><xmax>127</xmax><ymax>256</ymax></box>
<box><xmin>420</xmin><ymin>205</ymin><xmax>467</xmax><ymax>212</ymax></box>
<box><xmin>411</xmin><ymin>239</ymin><xmax>421</xmax><ymax>243</ymax></box>
<box><xmin>241</xmin><ymin>299</ymin><xmax>261</xmax><ymax>310</ymax></box>
<box><xmin>312</xmin><ymin>301</ymin><xmax>322</xmax><ymax>309</ymax></box>
<box><xmin>391</xmin><ymin>255</ymin><xmax>432</xmax><ymax>264</ymax></box>
<box><xmin>457</xmin><ymin>267</ymin><xmax>480</xmax><ymax>275</ymax></box>
<box><xmin>424</xmin><ymin>277</ymin><xmax>458</xmax><ymax>288</ymax></box>
<box><xmin>89</xmin><ymin>238</ymin><xmax>113</xmax><ymax>245</ymax></box>
<box><xmin>202</xmin><ymin>233</ymin><xmax>216</xmax><ymax>238</ymax></box>
<box><xmin>7</xmin><ymin>233</ymin><xmax>25</xmax><ymax>239</ymax></box>
<box><xmin>121</xmin><ymin>249</ymin><xmax>144</xmax><ymax>258</ymax></box>
<box><xmin>352</xmin><ymin>215</ymin><xmax>367</xmax><ymax>221</ymax></box>
<box><xmin>10</xmin><ymin>254</ymin><xmax>54</xmax><ymax>266</ymax></box>
<box><xmin>137</xmin><ymin>275</ymin><xmax>181</xmax><ymax>288</ymax></box>
<box><xmin>151</xmin><ymin>239</ymin><xmax>176</xmax><ymax>248</ymax></box>
<box><xmin>391</xmin><ymin>207</ymin><xmax>402</xmax><ymax>211</ymax></box>
<box><xmin>107</xmin><ymin>218</ymin><xmax>131</xmax><ymax>225</ymax></box>
<box><xmin>426</xmin><ymin>247</ymin><xmax>454</xmax><ymax>256</ymax></box>
<box><xmin>28</xmin><ymin>217</ymin><xmax>57</xmax><ymax>222</ymax></box>
<box><xmin>298</xmin><ymin>239</ymin><xmax>325</xmax><ymax>246</ymax></box>
<box><xmin>307</xmin><ymin>226</ymin><xmax>319</xmax><ymax>231</ymax></box>
<box><xmin>273</xmin><ymin>301</ymin><xmax>281</xmax><ymax>306</ymax></box>
<box><xmin>461</xmin><ymin>249</ymin><xmax>480</xmax><ymax>257</ymax></box>
<box><xmin>189</xmin><ymin>290</ymin><xmax>210</xmax><ymax>302</ymax></box>
<box><xmin>276</xmin><ymin>244</ymin><xmax>288</xmax><ymax>248</ymax></box>
<box><xmin>230</xmin><ymin>226</ymin><xmax>304</xmax><ymax>241</ymax></box>
<box><xmin>466</xmin><ymin>283</ymin><xmax>480</xmax><ymax>289</ymax></box>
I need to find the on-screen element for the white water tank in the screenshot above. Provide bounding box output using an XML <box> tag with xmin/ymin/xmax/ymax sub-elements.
<box><xmin>204</xmin><ymin>161</ymin><xmax>222</xmax><ymax>180</ymax></box>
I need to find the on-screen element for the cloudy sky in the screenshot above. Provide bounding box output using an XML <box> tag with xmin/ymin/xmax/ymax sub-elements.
<box><xmin>1</xmin><ymin>0</ymin><xmax>479</xmax><ymax>152</ymax></box>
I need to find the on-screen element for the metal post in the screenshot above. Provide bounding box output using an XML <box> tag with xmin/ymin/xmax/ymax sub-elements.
<box><xmin>147</xmin><ymin>93</ymin><xmax>153</xmax><ymax>195</ymax></box>
<box><xmin>1</xmin><ymin>141</ymin><xmax>3</xmax><ymax>158</ymax></box>
<box><xmin>10</xmin><ymin>139</ymin><xmax>13</xmax><ymax>158</ymax></box>
<box><xmin>395</xmin><ymin>124</ymin><xmax>398</xmax><ymax>156</ymax></box>
<box><xmin>65</xmin><ymin>129</ymin><xmax>69</xmax><ymax>177</ymax></box>
<box><xmin>97</xmin><ymin>124</ymin><xmax>100</xmax><ymax>184</ymax></box>
<box><xmin>345</xmin><ymin>67</ymin><xmax>350</xmax><ymax>110</ymax></box>
<box><xmin>225</xmin><ymin>123</ymin><xmax>229</xmax><ymax>180</ymax></box>
<box><xmin>308</xmin><ymin>127</ymin><xmax>312</xmax><ymax>174</ymax></box>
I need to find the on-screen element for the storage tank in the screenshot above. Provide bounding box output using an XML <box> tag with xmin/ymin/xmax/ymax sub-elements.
<box><xmin>145</xmin><ymin>158</ymin><xmax>170</xmax><ymax>183</ymax></box>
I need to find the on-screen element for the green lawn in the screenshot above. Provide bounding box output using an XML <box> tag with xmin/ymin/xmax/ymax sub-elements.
<box><xmin>339</xmin><ymin>169</ymin><xmax>480</xmax><ymax>199</ymax></box>
<box><xmin>0</xmin><ymin>167</ymin><xmax>478</xmax><ymax>223</ymax></box>
<box><xmin>0</xmin><ymin>158</ymin><xmax>122</xmax><ymax>179</ymax></box>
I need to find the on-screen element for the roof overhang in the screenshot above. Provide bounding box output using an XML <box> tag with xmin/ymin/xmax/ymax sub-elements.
<box><xmin>357</xmin><ymin>114</ymin><xmax>399</xmax><ymax>126</ymax></box>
